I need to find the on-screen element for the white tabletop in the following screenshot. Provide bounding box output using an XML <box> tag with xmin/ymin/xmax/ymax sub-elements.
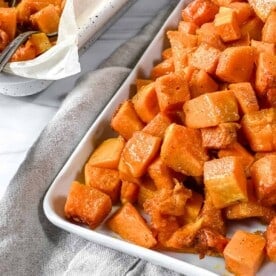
<box><xmin>0</xmin><ymin>0</ymin><xmax>172</xmax><ymax>198</ymax></box>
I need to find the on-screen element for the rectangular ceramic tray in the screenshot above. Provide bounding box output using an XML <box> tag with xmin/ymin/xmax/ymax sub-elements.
<box><xmin>43</xmin><ymin>1</ymin><xmax>275</xmax><ymax>275</ymax></box>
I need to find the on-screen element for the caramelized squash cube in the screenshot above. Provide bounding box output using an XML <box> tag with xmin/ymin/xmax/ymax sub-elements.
<box><xmin>184</xmin><ymin>90</ymin><xmax>239</xmax><ymax>128</ymax></box>
<box><xmin>161</xmin><ymin>123</ymin><xmax>209</xmax><ymax>176</ymax></box>
<box><xmin>107</xmin><ymin>202</ymin><xmax>157</xmax><ymax>248</ymax></box>
<box><xmin>0</xmin><ymin>7</ymin><xmax>16</xmax><ymax>40</ymax></box>
<box><xmin>204</xmin><ymin>156</ymin><xmax>248</xmax><ymax>209</ymax></box>
<box><xmin>151</xmin><ymin>57</ymin><xmax>174</xmax><ymax>80</ymax></box>
<box><xmin>64</xmin><ymin>181</ymin><xmax>112</xmax><ymax>229</ymax></box>
<box><xmin>120</xmin><ymin>181</ymin><xmax>139</xmax><ymax>204</ymax></box>
<box><xmin>29</xmin><ymin>32</ymin><xmax>52</xmax><ymax>55</ymax></box>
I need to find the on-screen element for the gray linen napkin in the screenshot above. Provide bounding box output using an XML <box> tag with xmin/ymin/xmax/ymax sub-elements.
<box><xmin>0</xmin><ymin>3</ymin><xmax>182</xmax><ymax>276</ymax></box>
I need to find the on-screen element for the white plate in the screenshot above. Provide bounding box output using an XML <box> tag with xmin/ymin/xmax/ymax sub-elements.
<box><xmin>0</xmin><ymin>0</ymin><xmax>134</xmax><ymax>97</ymax></box>
<box><xmin>43</xmin><ymin>1</ymin><xmax>276</xmax><ymax>275</ymax></box>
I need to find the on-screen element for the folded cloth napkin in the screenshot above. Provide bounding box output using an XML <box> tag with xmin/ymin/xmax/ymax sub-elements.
<box><xmin>0</xmin><ymin>3</ymin><xmax>182</xmax><ymax>276</ymax></box>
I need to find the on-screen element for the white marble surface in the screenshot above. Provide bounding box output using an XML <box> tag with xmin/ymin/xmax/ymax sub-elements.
<box><xmin>0</xmin><ymin>0</ymin><xmax>173</xmax><ymax>199</ymax></box>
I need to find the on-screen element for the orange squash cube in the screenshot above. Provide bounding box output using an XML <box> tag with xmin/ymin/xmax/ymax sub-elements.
<box><xmin>87</xmin><ymin>137</ymin><xmax>125</xmax><ymax>169</ymax></box>
<box><xmin>132</xmin><ymin>82</ymin><xmax>159</xmax><ymax>123</ymax></box>
<box><xmin>262</xmin><ymin>11</ymin><xmax>276</xmax><ymax>44</ymax></box>
<box><xmin>183</xmin><ymin>90</ymin><xmax>239</xmax><ymax>128</ymax></box>
<box><xmin>178</xmin><ymin>20</ymin><xmax>198</xmax><ymax>35</ymax></box>
<box><xmin>250</xmin><ymin>154</ymin><xmax>276</xmax><ymax>206</ymax></box>
<box><xmin>241</xmin><ymin>16</ymin><xmax>263</xmax><ymax>41</ymax></box>
<box><xmin>120</xmin><ymin>181</ymin><xmax>139</xmax><ymax>204</ymax></box>
<box><xmin>161</xmin><ymin>123</ymin><xmax>209</xmax><ymax>176</ymax></box>
<box><xmin>111</xmin><ymin>100</ymin><xmax>144</xmax><ymax>140</ymax></box>
<box><xmin>189</xmin><ymin>69</ymin><xmax>218</xmax><ymax>98</ymax></box>
<box><xmin>204</xmin><ymin>156</ymin><xmax>248</xmax><ymax>209</ymax></box>
<box><xmin>155</xmin><ymin>73</ymin><xmax>190</xmax><ymax>112</ymax></box>
<box><xmin>251</xmin><ymin>39</ymin><xmax>275</xmax><ymax>56</ymax></box>
<box><xmin>64</xmin><ymin>181</ymin><xmax>112</xmax><ymax>229</ymax></box>
<box><xmin>107</xmin><ymin>202</ymin><xmax>157</xmax><ymax>248</ymax></box>
<box><xmin>182</xmin><ymin>0</ymin><xmax>219</xmax><ymax>26</ymax></box>
<box><xmin>119</xmin><ymin>131</ymin><xmax>161</xmax><ymax>178</ymax></box>
<box><xmin>151</xmin><ymin>58</ymin><xmax>174</xmax><ymax>80</ymax></box>
<box><xmin>216</xmin><ymin>46</ymin><xmax>256</xmax><ymax>83</ymax></box>
<box><xmin>201</xmin><ymin>123</ymin><xmax>239</xmax><ymax>149</ymax></box>
<box><xmin>29</xmin><ymin>32</ymin><xmax>52</xmax><ymax>55</ymax></box>
<box><xmin>227</xmin><ymin>2</ymin><xmax>253</xmax><ymax>25</ymax></box>
<box><xmin>267</xmin><ymin>217</ymin><xmax>276</xmax><ymax>261</ymax></box>
<box><xmin>229</xmin><ymin>82</ymin><xmax>259</xmax><ymax>114</ymax></box>
<box><xmin>142</xmin><ymin>112</ymin><xmax>172</xmax><ymax>139</ymax></box>
<box><xmin>135</xmin><ymin>79</ymin><xmax>152</xmax><ymax>90</ymax></box>
<box><xmin>214</xmin><ymin>7</ymin><xmax>241</xmax><ymax>42</ymax></box>
<box><xmin>241</xmin><ymin>108</ymin><xmax>276</xmax><ymax>152</ymax></box>
<box><xmin>0</xmin><ymin>7</ymin><xmax>16</xmax><ymax>40</ymax></box>
<box><xmin>223</xmin><ymin>230</ymin><xmax>266</xmax><ymax>276</ymax></box>
<box><xmin>84</xmin><ymin>164</ymin><xmax>121</xmax><ymax>203</ymax></box>
<box><xmin>190</xmin><ymin>43</ymin><xmax>221</xmax><ymax>74</ymax></box>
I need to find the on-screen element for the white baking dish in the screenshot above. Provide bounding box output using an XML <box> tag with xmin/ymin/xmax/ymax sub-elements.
<box><xmin>43</xmin><ymin>0</ymin><xmax>276</xmax><ymax>275</ymax></box>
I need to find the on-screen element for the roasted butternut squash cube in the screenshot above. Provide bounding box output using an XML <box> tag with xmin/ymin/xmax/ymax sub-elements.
<box><xmin>84</xmin><ymin>164</ymin><xmax>121</xmax><ymax>203</ymax></box>
<box><xmin>223</xmin><ymin>230</ymin><xmax>266</xmax><ymax>276</ymax></box>
<box><xmin>161</xmin><ymin>123</ymin><xmax>209</xmax><ymax>176</ymax></box>
<box><xmin>241</xmin><ymin>108</ymin><xmax>276</xmax><ymax>152</ymax></box>
<box><xmin>151</xmin><ymin>58</ymin><xmax>174</xmax><ymax>80</ymax></box>
<box><xmin>64</xmin><ymin>181</ymin><xmax>112</xmax><ymax>229</ymax></box>
<box><xmin>267</xmin><ymin>217</ymin><xmax>276</xmax><ymax>261</ymax></box>
<box><xmin>204</xmin><ymin>156</ymin><xmax>248</xmax><ymax>209</ymax></box>
<box><xmin>229</xmin><ymin>82</ymin><xmax>259</xmax><ymax>114</ymax></box>
<box><xmin>201</xmin><ymin>123</ymin><xmax>239</xmax><ymax>149</ymax></box>
<box><xmin>142</xmin><ymin>112</ymin><xmax>172</xmax><ymax>139</ymax></box>
<box><xmin>0</xmin><ymin>7</ymin><xmax>16</xmax><ymax>40</ymax></box>
<box><xmin>240</xmin><ymin>16</ymin><xmax>263</xmax><ymax>40</ymax></box>
<box><xmin>227</xmin><ymin>2</ymin><xmax>253</xmax><ymax>25</ymax></box>
<box><xmin>218</xmin><ymin>142</ymin><xmax>254</xmax><ymax>177</ymax></box>
<box><xmin>184</xmin><ymin>90</ymin><xmax>239</xmax><ymax>128</ymax></box>
<box><xmin>161</xmin><ymin>48</ymin><xmax>172</xmax><ymax>60</ymax></box>
<box><xmin>135</xmin><ymin>79</ymin><xmax>152</xmax><ymax>91</ymax></box>
<box><xmin>250</xmin><ymin>154</ymin><xmax>276</xmax><ymax>206</ymax></box>
<box><xmin>137</xmin><ymin>177</ymin><xmax>157</xmax><ymax>207</ymax></box>
<box><xmin>111</xmin><ymin>100</ymin><xmax>144</xmax><ymax>140</ymax></box>
<box><xmin>178</xmin><ymin>20</ymin><xmax>198</xmax><ymax>35</ymax></box>
<box><xmin>190</xmin><ymin>43</ymin><xmax>221</xmax><ymax>74</ymax></box>
<box><xmin>118</xmin><ymin>156</ymin><xmax>141</xmax><ymax>185</ymax></box>
<box><xmin>155</xmin><ymin>73</ymin><xmax>190</xmax><ymax>112</ymax></box>
<box><xmin>189</xmin><ymin>69</ymin><xmax>218</xmax><ymax>98</ymax></box>
<box><xmin>182</xmin><ymin>0</ymin><xmax>219</xmax><ymax>26</ymax></box>
<box><xmin>262</xmin><ymin>11</ymin><xmax>276</xmax><ymax>44</ymax></box>
<box><xmin>11</xmin><ymin>40</ymin><xmax>37</xmax><ymax>62</ymax></box>
<box><xmin>29</xmin><ymin>32</ymin><xmax>52</xmax><ymax>55</ymax></box>
<box><xmin>120</xmin><ymin>181</ymin><xmax>139</xmax><ymax>204</ymax></box>
<box><xmin>214</xmin><ymin>7</ymin><xmax>241</xmax><ymax>42</ymax></box>
<box><xmin>216</xmin><ymin>46</ymin><xmax>255</xmax><ymax>83</ymax></box>
<box><xmin>119</xmin><ymin>131</ymin><xmax>161</xmax><ymax>178</ymax></box>
<box><xmin>251</xmin><ymin>39</ymin><xmax>275</xmax><ymax>56</ymax></box>
<box><xmin>147</xmin><ymin>157</ymin><xmax>175</xmax><ymax>190</ymax></box>
<box><xmin>107</xmin><ymin>202</ymin><xmax>157</xmax><ymax>248</ymax></box>
<box><xmin>30</xmin><ymin>4</ymin><xmax>60</xmax><ymax>34</ymax></box>
<box><xmin>132</xmin><ymin>82</ymin><xmax>159</xmax><ymax>123</ymax></box>
<box><xmin>87</xmin><ymin>137</ymin><xmax>125</xmax><ymax>169</ymax></box>
<box><xmin>255</xmin><ymin>52</ymin><xmax>276</xmax><ymax>96</ymax></box>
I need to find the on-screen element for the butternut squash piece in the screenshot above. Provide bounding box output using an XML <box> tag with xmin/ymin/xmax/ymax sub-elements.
<box><xmin>216</xmin><ymin>46</ymin><xmax>256</xmax><ymax>83</ymax></box>
<box><xmin>251</xmin><ymin>154</ymin><xmax>276</xmax><ymax>206</ymax></box>
<box><xmin>30</xmin><ymin>4</ymin><xmax>60</xmax><ymax>34</ymax></box>
<box><xmin>255</xmin><ymin>52</ymin><xmax>276</xmax><ymax>96</ymax></box>
<box><xmin>29</xmin><ymin>32</ymin><xmax>52</xmax><ymax>55</ymax></box>
<box><xmin>241</xmin><ymin>16</ymin><xmax>263</xmax><ymax>40</ymax></box>
<box><xmin>262</xmin><ymin>10</ymin><xmax>276</xmax><ymax>43</ymax></box>
<box><xmin>182</xmin><ymin>0</ymin><xmax>219</xmax><ymax>26</ymax></box>
<box><xmin>218</xmin><ymin>142</ymin><xmax>254</xmax><ymax>177</ymax></box>
<box><xmin>120</xmin><ymin>181</ymin><xmax>139</xmax><ymax>204</ymax></box>
<box><xmin>190</xmin><ymin>43</ymin><xmax>221</xmax><ymax>74</ymax></box>
<box><xmin>111</xmin><ymin>100</ymin><xmax>144</xmax><ymax>140</ymax></box>
<box><xmin>142</xmin><ymin>112</ymin><xmax>172</xmax><ymax>139</ymax></box>
<box><xmin>189</xmin><ymin>69</ymin><xmax>219</xmax><ymax>98</ymax></box>
<box><xmin>84</xmin><ymin>164</ymin><xmax>121</xmax><ymax>203</ymax></box>
<box><xmin>161</xmin><ymin>48</ymin><xmax>172</xmax><ymax>60</ymax></box>
<box><xmin>201</xmin><ymin>123</ymin><xmax>239</xmax><ymax>149</ymax></box>
<box><xmin>0</xmin><ymin>7</ymin><xmax>16</xmax><ymax>40</ymax></box>
<box><xmin>161</xmin><ymin>123</ymin><xmax>209</xmax><ymax>176</ymax></box>
<box><xmin>229</xmin><ymin>82</ymin><xmax>259</xmax><ymax>114</ymax></box>
<box><xmin>184</xmin><ymin>90</ymin><xmax>239</xmax><ymax>128</ymax></box>
<box><xmin>11</xmin><ymin>40</ymin><xmax>37</xmax><ymax>62</ymax></box>
<box><xmin>267</xmin><ymin>217</ymin><xmax>276</xmax><ymax>261</ymax></box>
<box><xmin>132</xmin><ymin>82</ymin><xmax>159</xmax><ymax>123</ymax></box>
<box><xmin>204</xmin><ymin>156</ymin><xmax>248</xmax><ymax>209</ymax></box>
<box><xmin>150</xmin><ymin>57</ymin><xmax>174</xmax><ymax>80</ymax></box>
<box><xmin>248</xmin><ymin>0</ymin><xmax>276</xmax><ymax>22</ymax></box>
<box><xmin>241</xmin><ymin>107</ymin><xmax>276</xmax><ymax>152</ymax></box>
<box><xmin>178</xmin><ymin>20</ymin><xmax>198</xmax><ymax>35</ymax></box>
<box><xmin>135</xmin><ymin>79</ymin><xmax>152</xmax><ymax>91</ymax></box>
<box><xmin>64</xmin><ymin>181</ymin><xmax>112</xmax><ymax>229</ymax></box>
<box><xmin>119</xmin><ymin>131</ymin><xmax>161</xmax><ymax>178</ymax></box>
<box><xmin>228</xmin><ymin>2</ymin><xmax>253</xmax><ymax>25</ymax></box>
<box><xmin>155</xmin><ymin>73</ymin><xmax>190</xmax><ymax>112</ymax></box>
<box><xmin>251</xmin><ymin>39</ymin><xmax>275</xmax><ymax>55</ymax></box>
<box><xmin>107</xmin><ymin>202</ymin><xmax>157</xmax><ymax>248</ymax></box>
<box><xmin>214</xmin><ymin>7</ymin><xmax>241</xmax><ymax>42</ymax></box>
<box><xmin>223</xmin><ymin>230</ymin><xmax>266</xmax><ymax>276</ymax></box>
<box><xmin>118</xmin><ymin>156</ymin><xmax>141</xmax><ymax>185</ymax></box>
<box><xmin>87</xmin><ymin>137</ymin><xmax>125</xmax><ymax>169</ymax></box>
